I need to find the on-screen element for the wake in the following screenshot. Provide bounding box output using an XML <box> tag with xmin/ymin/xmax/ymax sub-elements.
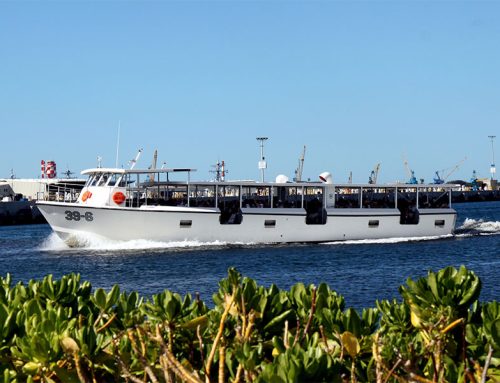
<box><xmin>38</xmin><ymin>232</ymin><xmax>237</xmax><ymax>252</ymax></box>
<box><xmin>454</xmin><ymin>218</ymin><xmax>500</xmax><ymax>237</ymax></box>
<box><xmin>38</xmin><ymin>219</ymin><xmax>499</xmax><ymax>251</ymax></box>
<box><xmin>322</xmin><ymin>218</ymin><xmax>500</xmax><ymax>246</ymax></box>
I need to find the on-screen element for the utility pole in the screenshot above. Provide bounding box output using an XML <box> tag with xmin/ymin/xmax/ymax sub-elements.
<box><xmin>488</xmin><ymin>135</ymin><xmax>496</xmax><ymax>180</ymax></box>
<box><xmin>256</xmin><ymin>137</ymin><xmax>268</xmax><ymax>182</ymax></box>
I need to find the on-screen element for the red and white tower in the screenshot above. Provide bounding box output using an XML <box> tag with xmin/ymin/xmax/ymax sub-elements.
<box><xmin>45</xmin><ymin>161</ymin><xmax>57</xmax><ymax>179</ymax></box>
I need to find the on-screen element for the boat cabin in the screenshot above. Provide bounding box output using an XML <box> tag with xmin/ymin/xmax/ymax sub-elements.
<box><xmin>78</xmin><ymin>168</ymin><xmax>453</xmax><ymax>226</ymax></box>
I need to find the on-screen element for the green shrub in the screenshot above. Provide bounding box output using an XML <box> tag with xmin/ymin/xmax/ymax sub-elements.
<box><xmin>0</xmin><ymin>266</ymin><xmax>497</xmax><ymax>382</ymax></box>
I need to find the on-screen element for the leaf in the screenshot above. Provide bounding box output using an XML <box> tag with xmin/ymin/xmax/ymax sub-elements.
<box><xmin>56</xmin><ymin>277</ymin><xmax>67</xmax><ymax>300</ymax></box>
<box><xmin>341</xmin><ymin>331</ymin><xmax>360</xmax><ymax>359</ymax></box>
<box><xmin>94</xmin><ymin>288</ymin><xmax>106</xmax><ymax>310</ymax></box>
<box><xmin>263</xmin><ymin>309</ymin><xmax>294</xmax><ymax>331</ymax></box>
<box><xmin>181</xmin><ymin>315</ymin><xmax>208</xmax><ymax>330</ymax></box>
<box><xmin>428</xmin><ymin>271</ymin><xmax>440</xmax><ymax>301</ymax></box>
<box><xmin>410</xmin><ymin>308</ymin><xmax>422</xmax><ymax>329</ymax></box>
<box><xmin>490</xmin><ymin>318</ymin><xmax>500</xmax><ymax>349</ymax></box>
<box><xmin>291</xmin><ymin>283</ymin><xmax>306</xmax><ymax>308</ymax></box>
<box><xmin>22</xmin><ymin>361</ymin><xmax>41</xmax><ymax>376</ymax></box>
<box><xmin>61</xmin><ymin>337</ymin><xmax>80</xmax><ymax>354</ymax></box>
<box><xmin>43</xmin><ymin>275</ymin><xmax>55</xmax><ymax>300</ymax></box>
<box><xmin>106</xmin><ymin>285</ymin><xmax>120</xmax><ymax>309</ymax></box>
<box><xmin>272</xmin><ymin>335</ymin><xmax>286</xmax><ymax>354</ymax></box>
<box><xmin>343</xmin><ymin>308</ymin><xmax>361</xmax><ymax>337</ymax></box>
<box><xmin>458</xmin><ymin>277</ymin><xmax>481</xmax><ymax>308</ymax></box>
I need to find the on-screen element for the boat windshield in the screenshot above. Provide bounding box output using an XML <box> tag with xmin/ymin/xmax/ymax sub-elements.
<box><xmin>90</xmin><ymin>174</ymin><xmax>100</xmax><ymax>187</ymax></box>
<box><xmin>106</xmin><ymin>173</ymin><xmax>121</xmax><ymax>187</ymax></box>
<box><xmin>96</xmin><ymin>173</ymin><xmax>111</xmax><ymax>186</ymax></box>
<box><xmin>84</xmin><ymin>175</ymin><xmax>95</xmax><ymax>187</ymax></box>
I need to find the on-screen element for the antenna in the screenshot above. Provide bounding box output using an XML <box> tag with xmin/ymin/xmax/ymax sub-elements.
<box><xmin>115</xmin><ymin>121</ymin><xmax>121</xmax><ymax>168</ymax></box>
<box><xmin>256</xmin><ymin>137</ymin><xmax>268</xmax><ymax>182</ymax></box>
<box><xmin>64</xmin><ymin>165</ymin><xmax>74</xmax><ymax>179</ymax></box>
<box><xmin>210</xmin><ymin>160</ymin><xmax>229</xmax><ymax>182</ymax></box>
<box><xmin>489</xmin><ymin>135</ymin><xmax>496</xmax><ymax>180</ymax></box>
<box><xmin>97</xmin><ymin>156</ymin><xmax>102</xmax><ymax>168</ymax></box>
<box><xmin>294</xmin><ymin>145</ymin><xmax>306</xmax><ymax>182</ymax></box>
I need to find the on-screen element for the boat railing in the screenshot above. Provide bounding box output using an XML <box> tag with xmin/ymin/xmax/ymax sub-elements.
<box><xmin>122</xmin><ymin>181</ymin><xmax>454</xmax><ymax>211</ymax></box>
<box><xmin>40</xmin><ymin>182</ymin><xmax>84</xmax><ymax>202</ymax></box>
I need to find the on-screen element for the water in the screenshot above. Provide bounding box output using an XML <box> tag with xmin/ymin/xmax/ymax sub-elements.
<box><xmin>0</xmin><ymin>201</ymin><xmax>499</xmax><ymax>310</ymax></box>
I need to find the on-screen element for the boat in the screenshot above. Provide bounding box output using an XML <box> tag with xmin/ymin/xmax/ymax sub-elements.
<box><xmin>36</xmin><ymin>166</ymin><xmax>457</xmax><ymax>245</ymax></box>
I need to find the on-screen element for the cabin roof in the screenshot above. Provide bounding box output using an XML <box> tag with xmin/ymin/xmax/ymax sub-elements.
<box><xmin>81</xmin><ymin>168</ymin><xmax>197</xmax><ymax>175</ymax></box>
<box><xmin>79</xmin><ymin>169</ymin><xmax>458</xmax><ymax>189</ymax></box>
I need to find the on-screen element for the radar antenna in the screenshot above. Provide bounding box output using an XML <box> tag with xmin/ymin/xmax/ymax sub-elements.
<box><xmin>294</xmin><ymin>145</ymin><xmax>306</xmax><ymax>182</ymax></box>
<box><xmin>63</xmin><ymin>167</ymin><xmax>74</xmax><ymax>179</ymax></box>
<box><xmin>210</xmin><ymin>160</ymin><xmax>228</xmax><ymax>182</ymax></box>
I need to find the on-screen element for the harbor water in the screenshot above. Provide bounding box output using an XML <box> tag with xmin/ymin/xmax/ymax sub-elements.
<box><xmin>0</xmin><ymin>201</ymin><xmax>499</xmax><ymax>310</ymax></box>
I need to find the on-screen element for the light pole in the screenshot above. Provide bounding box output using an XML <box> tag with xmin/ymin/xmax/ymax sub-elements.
<box><xmin>256</xmin><ymin>137</ymin><xmax>268</xmax><ymax>182</ymax></box>
<box><xmin>489</xmin><ymin>135</ymin><xmax>496</xmax><ymax>180</ymax></box>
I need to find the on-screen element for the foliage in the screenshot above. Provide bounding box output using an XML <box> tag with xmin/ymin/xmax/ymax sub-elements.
<box><xmin>0</xmin><ymin>266</ymin><xmax>498</xmax><ymax>382</ymax></box>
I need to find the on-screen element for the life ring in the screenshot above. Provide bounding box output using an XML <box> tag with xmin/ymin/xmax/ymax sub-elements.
<box><xmin>81</xmin><ymin>191</ymin><xmax>92</xmax><ymax>202</ymax></box>
<box><xmin>113</xmin><ymin>191</ymin><xmax>126</xmax><ymax>205</ymax></box>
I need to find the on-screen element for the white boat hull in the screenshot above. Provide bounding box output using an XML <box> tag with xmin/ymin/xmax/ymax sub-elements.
<box><xmin>37</xmin><ymin>202</ymin><xmax>457</xmax><ymax>245</ymax></box>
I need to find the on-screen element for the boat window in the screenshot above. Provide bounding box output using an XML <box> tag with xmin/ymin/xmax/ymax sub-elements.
<box><xmin>106</xmin><ymin>173</ymin><xmax>121</xmax><ymax>187</ymax></box>
<box><xmin>242</xmin><ymin>186</ymin><xmax>271</xmax><ymax>208</ymax></box>
<box><xmin>362</xmin><ymin>187</ymin><xmax>396</xmax><ymax>208</ymax></box>
<box><xmin>163</xmin><ymin>185</ymin><xmax>188</xmax><ymax>206</ymax></box>
<box><xmin>272</xmin><ymin>186</ymin><xmax>302</xmax><ymax>208</ymax></box>
<box><xmin>218</xmin><ymin>185</ymin><xmax>240</xmax><ymax>204</ymax></box>
<box><xmin>189</xmin><ymin>185</ymin><xmax>216</xmax><ymax>207</ymax></box>
<box><xmin>117</xmin><ymin>174</ymin><xmax>128</xmax><ymax>187</ymax></box>
<box><xmin>418</xmin><ymin>189</ymin><xmax>450</xmax><ymax>208</ymax></box>
<box><xmin>335</xmin><ymin>187</ymin><xmax>360</xmax><ymax>208</ymax></box>
<box><xmin>303</xmin><ymin>187</ymin><xmax>322</xmax><ymax>207</ymax></box>
<box><xmin>90</xmin><ymin>174</ymin><xmax>100</xmax><ymax>187</ymax></box>
<box><xmin>84</xmin><ymin>175</ymin><xmax>95</xmax><ymax>187</ymax></box>
<box><xmin>96</xmin><ymin>173</ymin><xmax>110</xmax><ymax>186</ymax></box>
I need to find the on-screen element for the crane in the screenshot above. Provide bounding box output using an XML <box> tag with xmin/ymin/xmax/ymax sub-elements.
<box><xmin>129</xmin><ymin>148</ymin><xmax>143</xmax><ymax>170</ymax></box>
<box><xmin>368</xmin><ymin>163</ymin><xmax>381</xmax><ymax>184</ymax></box>
<box><xmin>433</xmin><ymin>157</ymin><xmax>467</xmax><ymax>184</ymax></box>
<box><xmin>148</xmin><ymin>149</ymin><xmax>158</xmax><ymax>182</ymax></box>
<box><xmin>294</xmin><ymin>145</ymin><xmax>306</xmax><ymax>182</ymax></box>
<box><xmin>402</xmin><ymin>156</ymin><xmax>418</xmax><ymax>184</ymax></box>
<box><xmin>470</xmin><ymin>170</ymin><xmax>480</xmax><ymax>191</ymax></box>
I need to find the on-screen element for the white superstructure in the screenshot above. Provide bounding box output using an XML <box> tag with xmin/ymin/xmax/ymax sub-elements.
<box><xmin>36</xmin><ymin>166</ymin><xmax>457</xmax><ymax>246</ymax></box>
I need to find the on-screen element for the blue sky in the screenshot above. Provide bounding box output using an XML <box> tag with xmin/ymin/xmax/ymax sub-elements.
<box><xmin>1</xmin><ymin>1</ymin><xmax>498</xmax><ymax>184</ymax></box>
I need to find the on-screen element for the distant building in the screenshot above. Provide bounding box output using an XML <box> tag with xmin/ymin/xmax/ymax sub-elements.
<box><xmin>481</xmin><ymin>178</ymin><xmax>498</xmax><ymax>191</ymax></box>
<box><xmin>0</xmin><ymin>183</ymin><xmax>15</xmax><ymax>200</ymax></box>
<box><xmin>0</xmin><ymin>178</ymin><xmax>85</xmax><ymax>201</ymax></box>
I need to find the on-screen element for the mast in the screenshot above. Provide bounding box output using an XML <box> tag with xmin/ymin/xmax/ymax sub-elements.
<box><xmin>294</xmin><ymin>145</ymin><xmax>306</xmax><ymax>182</ymax></box>
<box><xmin>115</xmin><ymin>121</ymin><xmax>121</xmax><ymax>168</ymax></box>
<box><xmin>256</xmin><ymin>137</ymin><xmax>268</xmax><ymax>182</ymax></box>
